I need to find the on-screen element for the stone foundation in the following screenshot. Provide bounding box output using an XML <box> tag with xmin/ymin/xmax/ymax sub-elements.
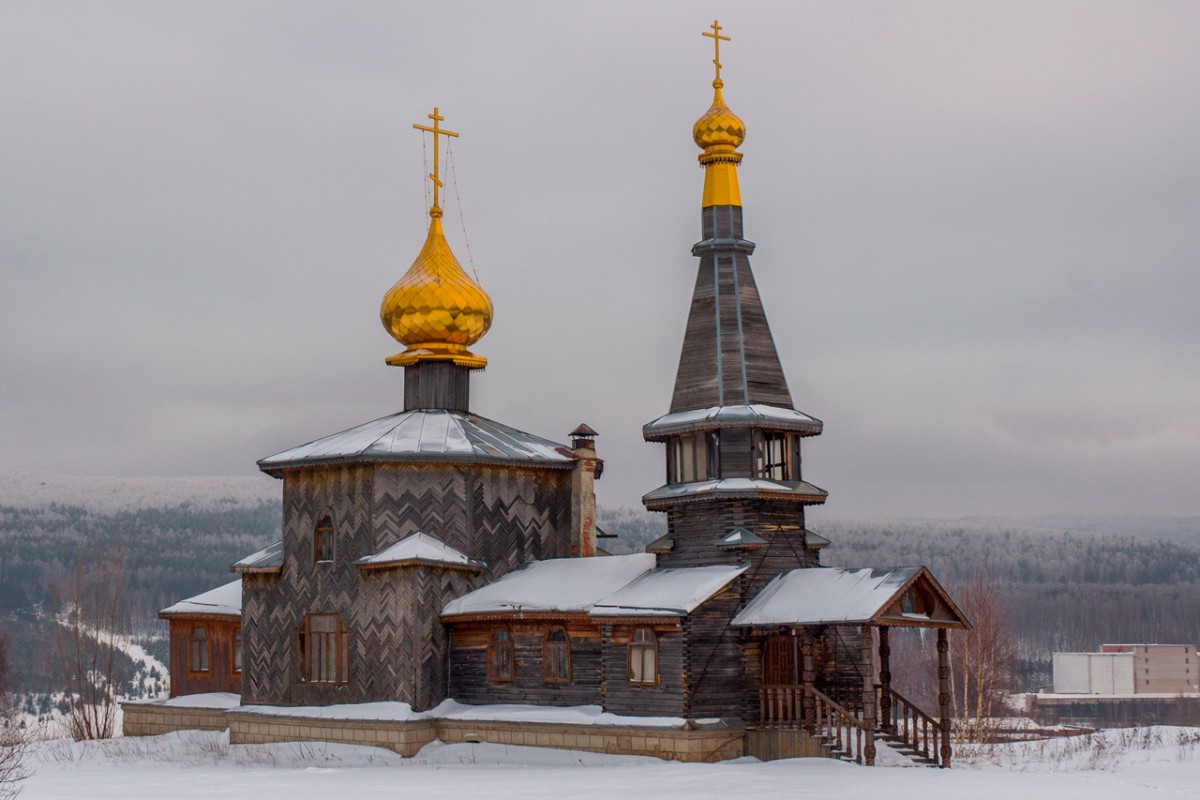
<box><xmin>122</xmin><ymin>703</ymin><xmax>231</xmax><ymax>736</ymax></box>
<box><xmin>122</xmin><ymin>702</ymin><xmax>744</xmax><ymax>763</ymax></box>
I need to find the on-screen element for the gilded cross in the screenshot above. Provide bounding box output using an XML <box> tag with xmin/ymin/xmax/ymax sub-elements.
<box><xmin>703</xmin><ymin>20</ymin><xmax>731</xmax><ymax>82</ymax></box>
<box><xmin>413</xmin><ymin>106</ymin><xmax>460</xmax><ymax>211</ymax></box>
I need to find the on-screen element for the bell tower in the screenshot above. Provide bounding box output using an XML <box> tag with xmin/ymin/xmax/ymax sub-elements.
<box><xmin>642</xmin><ymin>22</ymin><xmax>828</xmax><ymax>587</ymax></box>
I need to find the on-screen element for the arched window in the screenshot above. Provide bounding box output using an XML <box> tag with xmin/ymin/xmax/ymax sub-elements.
<box><xmin>189</xmin><ymin>626</ymin><xmax>209</xmax><ymax>673</ymax></box>
<box><xmin>488</xmin><ymin>628</ymin><xmax>514</xmax><ymax>682</ymax></box>
<box><xmin>628</xmin><ymin>627</ymin><xmax>658</xmax><ymax>685</ymax></box>
<box><xmin>232</xmin><ymin>627</ymin><xmax>243</xmax><ymax>675</ymax></box>
<box><xmin>314</xmin><ymin>514</ymin><xmax>335</xmax><ymax>563</ymax></box>
<box><xmin>297</xmin><ymin>614</ymin><xmax>348</xmax><ymax>684</ymax></box>
<box><xmin>543</xmin><ymin>627</ymin><xmax>571</xmax><ymax>683</ymax></box>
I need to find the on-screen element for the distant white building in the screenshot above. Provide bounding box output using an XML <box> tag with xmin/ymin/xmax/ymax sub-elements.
<box><xmin>1053</xmin><ymin>644</ymin><xmax>1198</xmax><ymax>695</ymax></box>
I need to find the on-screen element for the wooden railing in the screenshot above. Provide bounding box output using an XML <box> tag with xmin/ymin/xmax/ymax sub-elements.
<box><xmin>760</xmin><ymin>684</ymin><xmax>804</xmax><ymax>726</ymax></box>
<box><xmin>810</xmin><ymin>687</ymin><xmax>871</xmax><ymax>765</ymax></box>
<box><xmin>876</xmin><ymin>684</ymin><xmax>945</xmax><ymax>767</ymax></box>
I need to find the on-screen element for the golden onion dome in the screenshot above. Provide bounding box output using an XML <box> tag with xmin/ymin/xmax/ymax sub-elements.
<box><xmin>381</xmin><ymin>207</ymin><xmax>493</xmax><ymax>369</ymax></box>
<box><xmin>693</xmin><ymin>79</ymin><xmax>746</xmax><ymax>152</ymax></box>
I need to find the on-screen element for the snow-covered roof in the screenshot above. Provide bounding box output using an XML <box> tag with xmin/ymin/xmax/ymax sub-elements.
<box><xmin>355</xmin><ymin>531</ymin><xmax>485</xmax><ymax>572</ymax></box>
<box><xmin>231</xmin><ymin>539</ymin><xmax>283</xmax><ymax>573</ymax></box>
<box><xmin>259</xmin><ymin>409</ymin><xmax>576</xmax><ymax>475</ymax></box>
<box><xmin>643</xmin><ymin>478</ymin><xmax>828</xmax><ymax>509</ymax></box>
<box><xmin>716</xmin><ymin>528</ymin><xmax>767</xmax><ymax>548</ymax></box>
<box><xmin>643</xmin><ymin>404</ymin><xmax>823</xmax><ymax>439</ymax></box>
<box><xmin>590</xmin><ymin>564</ymin><xmax>748</xmax><ymax>617</ymax></box>
<box><xmin>160</xmin><ymin>578</ymin><xmax>242</xmax><ymax>619</ymax></box>
<box><xmin>732</xmin><ymin>567</ymin><xmax>967</xmax><ymax>628</ymax></box>
<box><xmin>441</xmin><ymin>554</ymin><xmax>656</xmax><ymax>617</ymax></box>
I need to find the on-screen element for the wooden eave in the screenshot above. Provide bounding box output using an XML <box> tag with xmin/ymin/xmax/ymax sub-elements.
<box><xmin>158</xmin><ymin>610</ymin><xmax>240</xmax><ymax>622</ymax></box>
<box><xmin>440</xmin><ymin>610</ymin><xmax>597</xmax><ymax>625</ymax></box>
<box><xmin>259</xmin><ymin>451</ymin><xmax>577</xmax><ymax>479</ymax></box>
<box><xmin>868</xmin><ymin>566</ymin><xmax>971</xmax><ymax>630</ymax></box>
<box><xmin>230</xmin><ymin>565</ymin><xmax>282</xmax><ymax>576</ymax></box>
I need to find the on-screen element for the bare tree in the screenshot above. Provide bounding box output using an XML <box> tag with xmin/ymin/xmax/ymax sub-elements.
<box><xmin>51</xmin><ymin>546</ymin><xmax>129</xmax><ymax>740</ymax></box>
<box><xmin>949</xmin><ymin>569</ymin><xmax>1018</xmax><ymax>742</ymax></box>
<box><xmin>0</xmin><ymin>624</ymin><xmax>30</xmax><ymax>800</ymax></box>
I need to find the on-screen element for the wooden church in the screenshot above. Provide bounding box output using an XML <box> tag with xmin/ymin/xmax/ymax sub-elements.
<box><xmin>158</xmin><ymin>23</ymin><xmax>968</xmax><ymax>766</ymax></box>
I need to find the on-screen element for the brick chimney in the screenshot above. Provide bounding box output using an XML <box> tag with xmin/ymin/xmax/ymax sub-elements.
<box><xmin>569</xmin><ymin>423</ymin><xmax>602</xmax><ymax>557</ymax></box>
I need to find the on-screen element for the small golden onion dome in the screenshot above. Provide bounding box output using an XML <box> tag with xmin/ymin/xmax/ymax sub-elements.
<box><xmin>380</xmin><ymin>207</ymin><xmax>493</xmax><ymax>368</ymax></box>
<box><xmin>693</xmin><ymin>79</ymin><xmax>746</xmax><ymax>152</ymax></box>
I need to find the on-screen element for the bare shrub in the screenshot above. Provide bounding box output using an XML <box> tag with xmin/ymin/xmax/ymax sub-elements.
<box><xmin>950</xmin><ymin>570</ymin><xmax>1018</xmax><ymax>743</ymax></box>
<box><xmin>0</xmin><ymin>624</ymin><xmax>30</xmax><ymax>800</ymax></box>
<box><xmin>51</xmin><ymin>545</ymin><xmax>129</xmax><ymax>740</ymax></box>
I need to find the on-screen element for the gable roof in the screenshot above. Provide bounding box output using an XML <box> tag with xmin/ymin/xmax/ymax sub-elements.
<box><xmin>258</xmin><ymin>409</ymin><xmax>576</xmax><ymax>476</ymax></box>
<box><xmin>732</xmin><ymin>566</ymin><xmax>968</xmax><ymax>629</ymax></box>
<box><xmin>441</xmin><ymin>554</ymin><xmax>657</xmax><ymax>618</ymax></box>
<box><xmin>590</xmin><ymin>564</ymin><xmax>748</xmax><ymax>617</ymax></box>
<box><xmin>355</xmin><ymin>531</ymin><xmax>485</xmax><ymax>572</ymax></box>
<box><xmin>160</xmin><ymin>578</ymin><xmax>242</xmax><ymax>619</ymax></box>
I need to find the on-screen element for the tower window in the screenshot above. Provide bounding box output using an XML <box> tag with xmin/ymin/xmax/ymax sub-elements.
<box><xmin>189</xmin><ymin>626</ymin><xmax>209</xmax><ymax>673</ymax></box>
<box><xmin>314</xmin><ymin>514</ymin><xmax>335</xmax><ymax>563</ymax></box>
<box><xmin>488</xmin><ymin>628</ymin><xmax>515</xmax><ymax>682</ymax></box>
<box><xmin>754</xmin><ymin>431</ymin><xmax>797</xmax><ymax>481</ymax></box>
<box><xmin>669</xmin><ymin>432</ymin><xmax>718</xmax><ymax>483</ymax></box>
<box><xmin>543</xmin><ymin>627</ymin><xmax>571</xmax><ymax>684</ymax></box>
<box><xmin>628</xmin><ymin>627</ymin><xmax>658</xmax><ymax>685</ymax></box>
<box><xmin>297</xmin><ymin>614</ymin><xmax>348</xmax><ymax>684</ymax></box>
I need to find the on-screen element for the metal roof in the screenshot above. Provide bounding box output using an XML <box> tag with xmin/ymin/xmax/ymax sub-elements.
<box><xmin>590</xmin><ymin>563</ymin><xmax>748</xmax><ymax>617</ymax></box>
<box><xmin>715</xmin><ymin>527</ymin><xmax>767</xmax><ymax>549</ymax></box>
<box><xmin>643</xmin><ymin>477</ymin><xmax>828</xmax><ymax>509</ymax></box>
<box><xmin>354</xmin><ymin>531</ymin><xmax>485</xmax><ymax>572</ymax></box>
<box><xmin>231</xmin><ymin>540</ymin><xmax>283</xmax><ymax>573</ymax></box>
<box><xmin>160</xmin><ymin>578</ymin><xmax>242</xmax><ymax>618</ymax></box>
<box><xmin>643</xmin><ymin>404</ymin><xmax>823</xmax><ymax>440</ymax></box>
<box><xmin>731</xmin><ymin>566</ymin><xmax>971</xmax><ymax>629</ymax></box>
<box><xmin>259</xmin><ymin>409</ymin><xmax>576</xmax><ymax>475</ymax></box>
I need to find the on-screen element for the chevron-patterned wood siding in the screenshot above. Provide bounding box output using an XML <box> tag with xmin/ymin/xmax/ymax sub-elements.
<box><xmin>242</xmin><ymin>461</ymin><xmax>575</xmax><ymax>709</ymax></box>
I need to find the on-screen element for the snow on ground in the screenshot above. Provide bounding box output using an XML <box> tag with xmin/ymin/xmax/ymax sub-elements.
<box><xmin>14</xmin><ymin>727</ymin><xmax>1200</xmax><ymax>799</ymax></box>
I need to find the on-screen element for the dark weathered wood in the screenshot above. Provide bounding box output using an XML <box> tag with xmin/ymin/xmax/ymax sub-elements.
<box><xmin>878</xmin><ymin>626</ymin><xmax>892</xmax><ymax>728</ymax></box>
<box><xmin>403</xmin><ymin>361</ymin><xmax>472</xmax><ymax>411</ymax></box>
<box><xmin>938</xmin><ymin>628</ymin><xmax>953</xmax><ymax>768</ymax></box>
<box><xmin>860</xmin><ymin>624</ymin><xmax>876</xmax><ymax>766</ymax></box>
<box><xmin>600</xmin><ymin>623</ymin><xmax>687</xmax><ymax>717</ymax></box>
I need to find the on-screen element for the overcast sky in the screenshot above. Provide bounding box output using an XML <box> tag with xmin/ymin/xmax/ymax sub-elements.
<box><xmin>2</xmin><ymin>2</ymin><xmax>1198</xmax><ymax>520</ymax></box>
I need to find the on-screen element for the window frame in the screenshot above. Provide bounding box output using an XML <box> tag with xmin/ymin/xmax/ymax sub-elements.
<box><xmin>487</xmin><ymin>627</ymin><xmax>515</xmax><ymax>683</ymax></box>
<box><xmin>627</xmin><ymin>626</ymin><xmax>659</xmax><ymax>686</ymax></box>
<box><xmin>231</xmin><ymin>626</ymin><xmax>243</xmax><ymax>677</ymax></box>
<box><xmin>188</xmin><ymin>625</ymin><xmax>210</xmax><ymax>674</ymax></box>
<box><xmin>542</xmin><ymin>627</ymin><xmax>572</xmax><ymax>684</ymax></box>
<box><xmin>296</xmin><ymin>613</ymin><xmax>348</xmax><ymax>685</ymax></box>
<box><xmin>753</xmin><ymin>431</ymin><xmax>798</xmax><ymax>481</ymax></box>
<box><xmin>314</xmin><ymin>513</ymin><xmax>335</xmax><ymax>564</ymax></box>
<box><xmin>668</xmin><ymin>432</ymin><xmax>719</xmax><ymax>484</ymax></box>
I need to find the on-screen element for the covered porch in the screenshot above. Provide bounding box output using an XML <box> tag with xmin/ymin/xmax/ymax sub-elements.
<box><xmin>733</xmin><ymin>566</ymin><xmax>970</xmax><ymax>767</ymax></box>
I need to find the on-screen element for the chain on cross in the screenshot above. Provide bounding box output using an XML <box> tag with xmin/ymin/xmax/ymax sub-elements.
<box><xmin>413</xmin><ymin>107</ymin><xmax>460</xmax><ymax>212</ymax></box>
<box><xmin>703</xmin><ymin>20</ymin><xmax>731</xmax><ymax>83</ymax></box>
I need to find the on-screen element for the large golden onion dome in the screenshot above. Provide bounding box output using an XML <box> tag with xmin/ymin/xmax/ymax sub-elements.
<box><xmin>381</xmin><ymin>207</ymin><xmax>493</xmax><ymax>369</ymax></box>
<box><xmin>693</xmin><ymin>79</ymin><xmax>746</xmax><ymax>152</ymax></box>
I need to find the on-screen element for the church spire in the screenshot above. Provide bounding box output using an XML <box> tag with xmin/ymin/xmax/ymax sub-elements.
<box><xmin>381</xmin><ymin>107</ymin><xmax>493</xmax><ymax>372</ymax></box>
<box><xmin>667</xmin><ymin>25</ymin><xmax>793</xmax><ymax>413</ymax></box>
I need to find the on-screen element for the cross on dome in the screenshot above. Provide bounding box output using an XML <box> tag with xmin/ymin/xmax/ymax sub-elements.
<box><xmin>702</xmin><ymin>19</ymin><xmax>731</xmax><ymax>84</ymax></box>
<box><xmin>412</xmin><ymin>106</ymin><xmax>460</xmax><ymax>215</ymax></box>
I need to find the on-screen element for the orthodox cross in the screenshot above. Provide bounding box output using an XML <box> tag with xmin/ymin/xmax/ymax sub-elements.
<box><xmin>413</xmin><ymin>106</ymin><xmax>459</xmax><ymax>211</ymax></box>
<box><xmin>703</xmin><ymin>20</ymin><xmax>731</xmax><ymax>83</ymax></box>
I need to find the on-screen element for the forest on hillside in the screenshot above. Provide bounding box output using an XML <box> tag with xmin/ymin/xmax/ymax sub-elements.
<box><xmin>2</xmin><ymin>501</ymin><xmax>1199</xmax><ymax>695</ymax></box>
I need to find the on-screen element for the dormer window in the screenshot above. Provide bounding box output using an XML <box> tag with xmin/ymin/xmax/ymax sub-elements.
<box><xmin>754</xmin><ymin>431</ymin><xmax>799</xmax><ymax>481</ymax></box>
<box><xmin>314</xmin><ymin>514</ymin><xmax>335</xmax><ymax>563</ymax></box>
<box><xmin>669</xmin><ymin>432</ymin><xmax>719</xmax><ymax>484</ymax></box>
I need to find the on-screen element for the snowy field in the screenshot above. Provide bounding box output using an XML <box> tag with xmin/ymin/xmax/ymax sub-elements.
<box><xmin>13</xmin><ymin>727</ymin><xmax>1200</xmax><ymax>800</ymax></box>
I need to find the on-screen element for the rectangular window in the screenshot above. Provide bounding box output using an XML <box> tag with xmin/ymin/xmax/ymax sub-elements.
<box><xmin>669</xmin><ymin>433</ymin><xmax>718</xmax><ymax>484</ymax></box>
<box><xmin>189</xmin><ymin>626</ymin><xmax>209</xmax><ymax>672</ymax></box>
<box><xmin>488</xmin><ymin>628</ymin><xmax>514</xmax><ymax>682</ymax></box>
<box><xmin>628</xmin><ymin>627</ymin><xmax>658</xmax><ymax>685</ymax></box>
<box><xmin>754</xmin><ymin>432</ymin><xmax>794</xmax><ymax>480</ymax></box>
<box><xmin>297</xmin><ymin>614</ymin><xmax>347</xmax><ymax>684</ymax></box>
<box><xmin>543</xmin><ymin>628</ymin><xmax>571</xmax><ymax>683</ymax></box>
<box><xmin>314</xmin><ymin>515</ymin><xmax>335</xmax><ymax>563</ymax></box>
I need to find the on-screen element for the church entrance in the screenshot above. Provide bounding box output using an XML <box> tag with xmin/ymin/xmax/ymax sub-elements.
<box><xmin>763</xmin><ymin>634</ymin><xmax>798</xmax><ymax>685</ymax></box>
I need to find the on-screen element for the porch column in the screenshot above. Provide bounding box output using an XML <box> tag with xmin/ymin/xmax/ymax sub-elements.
<box><xmin>801</xmin><ymin>630</ymin><xmax>816</xmax><ymax>729</ymax></box>
<box><xmin>878</xmin><ymin>626</ymin><xmax>892</xmax><ymax>731</ymax></box>
<box><xmin>937</xmin><ymin>628</ymin><xmax>952</xmax><ymax>768</ymax></box>
<box><xmin>860</xmin><ymin>624</ymin><xmax>876</xmax><ymax>766</ymax></box>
